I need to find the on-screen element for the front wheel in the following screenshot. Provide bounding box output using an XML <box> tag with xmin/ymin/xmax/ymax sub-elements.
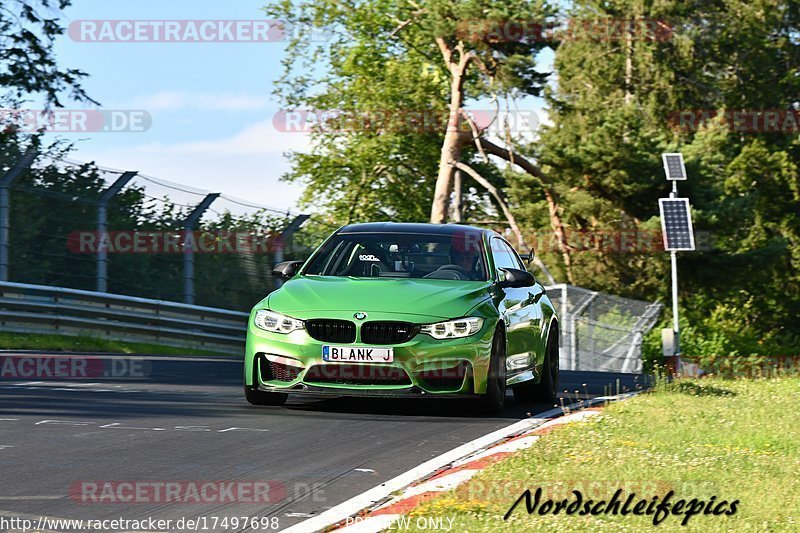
<box><xmin>478</xmin><ymin>327</ymin><xmax>507</xmax><ymax>414</ymax></box>
<box><xmin>244</xmin><ymin>385</ymin><xmax>288</xmax><ymax>406</ymax></box>
<box><xmin>513</xmin><ymin>328</ymin><xmax>559</xmax><ymax>405</ymax></box>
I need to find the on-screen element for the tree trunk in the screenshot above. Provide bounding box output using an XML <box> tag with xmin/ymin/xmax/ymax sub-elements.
<box><xmin>430</xmin><ymin>74</ymin><xmax>468</xmax><ymax>223</ymax></box>
<box><xmin>451</xmin><ymin>169</ymin><xmax>463</xmax><ymax>222</ymax></box>
<box><xmin>430</xmin><ymin>40</ymin><xmax>472</xmax><ymax>224</ymax></box>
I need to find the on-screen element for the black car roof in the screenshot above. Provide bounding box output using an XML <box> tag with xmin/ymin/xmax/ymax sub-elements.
<box><xmin>338</xmin><ymin>222</ymin><xmax>492</xmax><ymax>236</ymax></box>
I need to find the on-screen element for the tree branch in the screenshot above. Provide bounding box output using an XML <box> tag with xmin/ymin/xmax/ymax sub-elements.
<box><xmin>477</xmin><ymin>137</ymin><xmax>575</xmax><ymax>283</ymax></box>
<box><xmin>450</xmin><ymin>160</ymin><xmax>557</xmax><ymax>285</ymax></box>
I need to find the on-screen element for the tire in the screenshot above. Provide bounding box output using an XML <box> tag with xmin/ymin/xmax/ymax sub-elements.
<box><xmin>512</xmin><ymin>328</ymin><xmax>559</xmax><ymax>404</ymax></box>
<box><xmin>478</xmin><ymin>327</ymin><xmax>507</xmax><ymax>414</ymax></box>
<box><xmin>244</xmin><ymin>385</ymin><xmax>288</xmax><ymax>406</ymax></box>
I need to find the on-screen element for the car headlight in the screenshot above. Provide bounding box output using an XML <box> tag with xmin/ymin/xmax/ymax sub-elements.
<box><xmin>420</xmin><ymin>317</ymin><xmax>484</xmax><ymax>339</ymax></box>
<box><xmin>254</xmin><ymin>310</ymin><xmax>304</xmax><ymax>334</ymax></box>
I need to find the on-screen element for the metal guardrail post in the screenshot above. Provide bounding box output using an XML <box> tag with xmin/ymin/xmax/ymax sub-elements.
<box><xmin>0</xmin><ymin>149</ymin><xmax>38</xmax><ymax>281</ymax></box>
<box><xmin>183</xmin><ymin>193</ymin><xmax>220</xmax><ymax>304</ymax></box>
<box><xmin>96</xmin><ymin>171</ymin><xmax>137</xmax><ymax>292</ymax></box>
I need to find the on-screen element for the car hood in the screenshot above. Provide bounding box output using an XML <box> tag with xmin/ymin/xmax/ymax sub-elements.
<box><xmin>265</xmin><ymin>275</ymin><xmax>492</xmax><ymax>321</ymax></box>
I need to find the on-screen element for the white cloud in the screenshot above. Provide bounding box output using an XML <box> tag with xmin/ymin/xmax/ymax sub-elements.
<box><xmin>132</xmin><ymin>118</ymin><xmax>312</xmax><ymax>156</ymax></box>
<box><xmin>68</xmin><ymin>119</ymin><xmax>313</xmax><ymax>209</ymax></box>
<box><xmin>121</xmin><ymin>90</ymin><xmax>272</xmax><ymax>111</ymax></box>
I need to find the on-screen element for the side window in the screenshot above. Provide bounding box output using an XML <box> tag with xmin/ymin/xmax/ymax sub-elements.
<box><xmin>508</xmin><ymin>244</ymin><xmax>526</xmax><ymax>270</ymax></box>
<box><xmin>491</xmin><ymin>238</ymin><xmax>519</xmax><ymax>271</ymax></box>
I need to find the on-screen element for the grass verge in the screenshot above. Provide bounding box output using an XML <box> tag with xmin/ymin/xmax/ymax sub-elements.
<box><xmin>0</xmin><ymin>331</ymin><xmax>232</xmax><ymax>356</ymax></box>
<box><xmin>399</xmin><ymin>377</ymin><xmax>799</xmax><ymax>532</ymax></box>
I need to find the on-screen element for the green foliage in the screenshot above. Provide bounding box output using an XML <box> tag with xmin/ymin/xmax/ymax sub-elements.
<box><xmin>526</xmin><ymin>0</ymin><xmax>800</xmax><ymax>358</ymax></box>
<box><xmin>404</xmin><ymin>377</ymin><xmax>800</xmax><ymax>531</ymax></box>
<box><xmin>0</xmin><ymin>331</ymin><xmax>229</xmax><ymax>356</ymax></box>
<box><xmin>266</xmin><ymin>0</ymin><xmax>555</xmax><ymax>224</ymax></box>
<box><xmin>0</xmin><ymin>0</ymin><xmax>95</xmax><ymax>106</ymax></box>
<box><xmin>1</xmin><ymin>129</ymin><xmax>296</xmax><ymax>311</ymax></box>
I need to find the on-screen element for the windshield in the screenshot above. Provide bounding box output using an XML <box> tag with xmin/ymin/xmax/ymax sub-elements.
<box><xmin>303</xmin><ymin>232</ymin><xmax>489</xmax><ymax>281</ymax></box>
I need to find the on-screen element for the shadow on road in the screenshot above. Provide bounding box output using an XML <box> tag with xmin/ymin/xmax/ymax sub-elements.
<box><xmin>0</xmin><ymin>357</ymin><xmax>649</xmax><ymax>421</ymax></box>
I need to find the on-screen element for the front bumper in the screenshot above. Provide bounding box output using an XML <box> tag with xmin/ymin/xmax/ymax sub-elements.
<box><xmin>244</xmin><ymin>315</ymin><xmax>495</xmax><ymax>395</ymax></box>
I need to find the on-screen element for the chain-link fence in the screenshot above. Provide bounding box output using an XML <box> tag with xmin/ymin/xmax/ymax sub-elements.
<box><xmin>0</xmin><ymin>150</ymin><xmax>330</xmax><ymax>311</ymax></box>
<box><xmin>547</xmin><ymin>285</ymin><xmax>663</xmax><ymax>373</ymax></box>
<box><xmin>1</xmin><ymin>150</ymin><xmax>662</xmax><ymax>367</ymax></box>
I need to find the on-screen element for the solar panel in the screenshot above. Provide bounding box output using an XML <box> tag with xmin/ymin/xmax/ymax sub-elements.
<box><xmin>659</xmin><ymin>198</ymin><xmax>695</xmax><ymax>251</ymax></box>
<box><xmin>662</xmin><ymin>153</ymin><xmax>686</xmax><ymax>180</ymax></box>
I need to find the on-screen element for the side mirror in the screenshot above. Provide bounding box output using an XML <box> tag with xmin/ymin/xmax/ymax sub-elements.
<box><xmin>272</xmin><ymin>260</ymin><xmax>303</xmax><ymax>280</ymax></box>
<box><xmin>519</xmin><ymin>248</ymin><xmax>535</xmax><ymax>264</ymax></box>
<box><xmin>498</xmin><ymin>267</ymin><xmax>536</xmax><ymax>288</ymax></box>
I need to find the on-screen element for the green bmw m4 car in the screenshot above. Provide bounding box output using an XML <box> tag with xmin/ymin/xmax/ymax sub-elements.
<box><xmin>244</xmin><ymin>222</ymin><xmax>559</xmax><ymax>413</ymax></box>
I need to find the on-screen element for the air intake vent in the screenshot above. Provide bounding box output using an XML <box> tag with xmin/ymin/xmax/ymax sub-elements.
<box><xmin>304</xmin><ymin>364</ymin><xmax>411</xmax><ymax>386</ymax></box>
<box><xmin>305</xmin><ymin>319</ymin><xmax>356</xmax><ymax>343</ymax></box>
<box><xmin>259</xmin><ymin>355</ymin><xmax>301</xmax><ymax>382</ymax></box>
<box><xmin>361</xmin><ymin>321</ymin><xmax>419</xmax><ymax>345</ymax></box>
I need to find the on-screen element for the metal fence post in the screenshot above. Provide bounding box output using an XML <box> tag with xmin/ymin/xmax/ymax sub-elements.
<box><xmin>183</xmin><ymin>193</ymin><xmax>220</xmax><ymax>304</ymax></box>
<box><xmin>0</xmin><ymin>149</ymin><xmax>38</xmax><ymax>281</ymax></box>
<box><xmin>96</xmin><ymin>171</ymin><xmax>137</xmax><ymax>292</ymax></box>
<box><xmin>570</xmin><ymin>290</ymin><xmax>598</xmax><ymax>371</ymax></box>
<box><xmin>274</xmin><ymin>214</ymin><xmax>310</xmax><ymax>288</ymax></box>
<box><xmin>559</xmin><ymin>284</ymin><xmax>568</xmax><ymax>368</ymax></box>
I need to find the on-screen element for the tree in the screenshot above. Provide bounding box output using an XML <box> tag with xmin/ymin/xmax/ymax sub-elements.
<box><xmin>1</xmin><ymin>0</ymin><xmax>96</xmax><ymax>107</ymax></box>
<box><xmin>530</xmin><ymin>0</ymin><xmax>800</xmax><ymax>353</ymax></box>
<box><xmin>269</xmin><ymin>0</ymin><xmax>570</xmax><ymax>281</ymax></box>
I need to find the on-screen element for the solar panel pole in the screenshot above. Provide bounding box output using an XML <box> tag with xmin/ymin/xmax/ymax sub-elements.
<box><xmin>660</xmin><ymin>154</ymin><xmax>687</xmax><ymax>374</ymax></box>
<box><xmin>670</xmin><ymin>183</ymin><xmax>680</xmax><ymax>358</ymax></box>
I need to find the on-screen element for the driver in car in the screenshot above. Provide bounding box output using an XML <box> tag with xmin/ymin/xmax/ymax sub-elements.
<box><xmin>449</xmin><ymin>246</ymin><xmax>481</xmax><ymax>280</ymax></box>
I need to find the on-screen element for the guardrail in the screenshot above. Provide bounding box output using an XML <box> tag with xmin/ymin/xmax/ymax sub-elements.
<box><xmin>0</xmin><ymin>281</ymin><xmax>248</xmax><ymax>355</ymax></box>
<box><xmin>0</xmin><ymin>281</ymin><xmax>661</xmax><ymax>367</ymax></box>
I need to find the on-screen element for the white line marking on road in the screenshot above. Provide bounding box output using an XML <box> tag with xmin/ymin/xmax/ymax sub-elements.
<box><xmin>217</xmin><ymin>427</ymin><xmax>270</xmax><ymax>433</ymax></box>
<box><xmin>399</xmin><ymin>469</ymin><xmax>479</xmax><ymax>500</ymax></box>
<box><xmin>99</xmin><ymin>423</ymin><xmax>166</xmax><ymax>431</ymax></box>
<box><xmin>354</xmin><ymin>468</ymin><xmax>376</xmax><ymax>473</ymax></box>
<box><xmin>0</xmin><ymin>495</ymin><xmax>62</xmax><ymax>500</ymax></box>
<box><xmin>35</xmin><ymin>420</ymin><xmax>94</xmax><ymax>426</ymax></box>
<box><xmin>0</xmin><ymin>445</ymin><xmax>14</xmax><ymax>450</ymax></box>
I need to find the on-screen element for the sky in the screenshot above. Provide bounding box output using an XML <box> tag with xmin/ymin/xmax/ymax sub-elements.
<box><xmin>49</xmin><ymin>0</ymin><xmax>308</xmax><ymax>211</ymax></box>
<box><xmin>48</xmin><ymin>0</ymin><xmax>552</xmax><ymax>213</ymax></box>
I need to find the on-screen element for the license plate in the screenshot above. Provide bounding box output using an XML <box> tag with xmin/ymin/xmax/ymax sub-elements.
<box><xmin>322</xmin><ymin>345</ymin><xmax>394</xmax><ymax>363</ymax></box>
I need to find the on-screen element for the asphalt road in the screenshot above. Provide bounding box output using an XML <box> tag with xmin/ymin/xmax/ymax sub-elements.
<box><xmin>0</xmin><ymin>355</ymin><xmax>647</xmax><ymax>532</ymax></box>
